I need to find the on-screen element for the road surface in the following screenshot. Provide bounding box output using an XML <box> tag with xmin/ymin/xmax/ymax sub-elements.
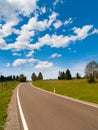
<box><xmin>18</xmin><ymin>82</ymin><xmax>98</xmax><ymax>130</ymax></box>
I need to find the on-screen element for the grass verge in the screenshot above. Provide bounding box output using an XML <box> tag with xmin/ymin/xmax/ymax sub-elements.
<box><xmin>33</xmin><ymin>79</ymin><xmax>98</xmax><ymax>104</ymax></box>
<box><xmin>0</xmin><ymin>81</ymin><xmax>19</xmax><ymax>130</ymax></box>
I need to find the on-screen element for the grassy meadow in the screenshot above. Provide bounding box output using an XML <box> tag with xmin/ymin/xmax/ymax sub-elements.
<box><xmin>0</xmin><ymin>81</ymin><xmax>19</xmax><ymax>130</ymax></box>
<box><xmin>33</xmin><ymin>79</ymin><xmax>98</xmax><ymax>104</ymax></box>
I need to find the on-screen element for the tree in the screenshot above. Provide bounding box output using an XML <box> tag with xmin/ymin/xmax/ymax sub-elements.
<box><xmin>85</xmin><ymin>61</ymin><xmax>98</xmax><ymax>83</ymax></box>
<box><xmin>87</xmin><ymin>74</ymin><xmax>95</xmax><ymax>83</ymax></box>
<box><xmin>85</xmin><ymin>61</ymin><xmax>98</xmax><ymax>82</ymax></box>
<box><xmin>85</xmin><ymin>61</ymin><xmax>98</xmax><ymax>77</ymax></box>
<box><xmin>58</xmin><ymin>71</ymin><xmax>65</xmax><ymax>80</ymax></box>
<box><xmin>16</xmin><ymin>75</ymin><xmax>19</xmax><ymax>81</ymax></box>
<box><xmin>38</xmin><ymin>72</ymin><xmax>43</xmax><ymax>80</ymax></box>
<box><xmin>13</xmin><ymin>75</ymin><xmax>16</xmax><ymax>81</ymax></box>
<box><xmin>19</xmin><ymin>74</ymin><xmax>26</xmax><ymax>82</ymax></box>
<box><xmin>65</xmin><ymin>69</ymin><xmax>72</xmax><ymax>80</ymax></box>
<box><xmin>31</xmin><ymin>73</ymin><xmax>37</xmax><ymax>81</ymax></box>
<box><xmin>76</xmin><ymin>73</ymin><xmax>81</xmax><ymax>79</ymax></box>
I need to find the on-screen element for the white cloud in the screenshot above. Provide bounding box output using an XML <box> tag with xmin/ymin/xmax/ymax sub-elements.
<box><xmin>64</xmin><ymin>18</ymin><xmax>73</xmax><ymax>26</ymax></box>
<box><xmin>32</xmin><ymin>25</ymin><xmax>95</xmax><ymax>50</ymax></box>
<box><xmin>53</xmin><ymin>0</ymin><xmax>63</xmax><ymax>6</ymax></box>
<box><xmin>6</xmin><ymin>11</ymin><xmax>58</xmax><ymax>50</ymax></box>
<box><xmin>53</xmin><ymin>20</ymin><xmax>62</xmax><ymax>29</ymax></box>
<box><xmin>91</xmin><ymin>29</ymin><xmax>98</xmax><ymax>34</ymax></box>
<box><xmin>12</xmin><ymin>53</ymin><xmax>22</xmax><ymax>56</ymax></box>
<box><xmin>26</xmin><ymin>51</ymin><xmax>34</xmax><ymax>57</ymax></box>
<box><xmin>0</xmin><ymin>24</ymin><xmax>97</xmax><ymax>51</ymax></box>
<box><xmin>50</xmin><ymin>53</ymin><xmax>62</xmax><ymax>58</ymax></box>
<box><xmin>0</xmin><ymin>22</ymin><xmax>16</xmax><ymax>39</ymax></box>
<box><xmin>0</xmin><ymin>38</ymin><xmax>8</xmax><ymax>50</ymax></box>
<box><xmin>48</xmin><ymin>12</ymin><xmax>58</xmax><ymax>26</ymax></box>
<box><xmin>0</xmin><ymin>0</ymin><xmax>37</xmax><ymax>22</ymax></box>
<box><xmin>0</xmin><ymin>0</ymin><xmax>38</xmax><ymax>51</ymax></box>
<box><xmin>38</xmin><ymin>34</ymin><xmax>70</xmax><ymax>48</ymax></box>
<box><xmin>13</xmin><ymin>59</ymin><xmax>26</xmax><ymax>67</ymax></box>
<box><xmin>12</xmin><ymin>58</ymin><xmax>38</xmax><ymax>67</ymax></box>
<box><xmin>73</xmin><ymin>25</ymin><xmax>93</xmax><ymax>40</ymax></box>
<box><xmin>40</xmin><ymin>7</ymin><xmax>46</xmax><ymax>13</ymax></box>
<box><xmin>34</xmin><ymin>61</ymin><xmax>53</xmax><ymax>69</ymax></box>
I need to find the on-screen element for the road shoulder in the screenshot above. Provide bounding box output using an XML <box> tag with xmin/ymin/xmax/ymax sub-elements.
<box><xmin>4</xmin><ymin>88</ymin><xmax>20</xmax><ymax>130</ymax></box>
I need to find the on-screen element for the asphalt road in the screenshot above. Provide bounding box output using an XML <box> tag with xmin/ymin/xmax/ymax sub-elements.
<box><xmin>18</xmin><ymin>82</ymin><xmax>98</xmax><ymax>130</ymax></box>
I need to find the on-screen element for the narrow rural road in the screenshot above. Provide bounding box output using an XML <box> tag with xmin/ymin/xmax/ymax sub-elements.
<box><xmin>18</xmin><ymin>82</ymin><xmax>98</xmax><ymax>130</ymax></box>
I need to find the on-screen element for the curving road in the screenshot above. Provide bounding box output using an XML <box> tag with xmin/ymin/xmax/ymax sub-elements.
<box><xmin>17</xmin><ymin>82</ymin><xmax>98</xmax><ymax>130</ymax></box>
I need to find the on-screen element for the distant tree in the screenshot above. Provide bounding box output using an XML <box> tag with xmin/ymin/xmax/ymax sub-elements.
<box><xmin>58</xmin><ymin>71</ymin><xmax>65</xmax><ymax>80</ymax></box>
<box><xmin>31</xmin><ymin>73</ymin><xmax>37</xmax><ymax>81</ymax></box>
<box><xmin>38</xmin><ymin>72</ymin><xmax>43</xmax><ymax>80</ymax></box>
<box><xmin>65</xmin><ymin>69</ymin><xmax>72</xmax><ymax>80</ymax></box>
<box><xmin>13</xmin><ymin>75</ymin><xmax>16</xmax><ymax>81</ymax></box>
<box><xmin>85</xmin><ymin>61</ymin><xmax>98</xmax><ymax>82</ymax></box>
<box><xmin>76</xmin><ymin>73</ymin><xmax>81</xmax><ymax>79</ymax></box>
<box><xmin>0</xmin><ymin>75</ymin><xmax>5</xmax><ymax>81</ymax></box>
<box><xmin>19</xmin><ymin>74</ymin><xmax>26</xmax><ymax>82</ymax></box>
<box><xmin>85</xmin><ymin>61</ymin><xmax>98</xmax><ymax>77</ymax></box>
<box><xmin>16</xmin><ymin>75</ymin><xmax>19</xmax><ymax>81</ymax></box>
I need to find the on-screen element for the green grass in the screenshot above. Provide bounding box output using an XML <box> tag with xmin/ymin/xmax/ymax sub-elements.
<box><xmin>0</xmin><ymin>81</ymin><xmax>19</xmax><ymax>130</ymax></box>
<box><xmin>33</xmin><ymin>79</ymin><xmax>98</xmax><ymax>104</ymax></box>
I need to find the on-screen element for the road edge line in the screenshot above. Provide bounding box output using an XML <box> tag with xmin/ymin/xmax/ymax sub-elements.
<box><xmin>30</xmin><ymin>83</ymin><xmax>98</xmax><ymax>109</ymax></box>
<box><xmin>17</xmin><ymin>84</ymin><xmax>29</xmax><ymax>130</ymax></box>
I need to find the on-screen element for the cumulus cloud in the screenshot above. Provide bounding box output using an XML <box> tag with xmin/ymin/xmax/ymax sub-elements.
<box><xmin>0</xmin><ymin>0</ymin><xmax>37</xmax><ymax>22</ymax></box>
<box><xmin>35</xmin><ymin>25</ymin><xmax>95</xmax><ymax>49</ymax></box>
<box><xmin>12</xmin><ymin>58</ymin><xmax>38</xmax><ymax>67</ymax></box>
<box><xmin>40</xmin><ymin>7</ymin><xmax>46</xmax><ymax>14</ymax></box>
<box><xmin>53</xmin><ymin>20</ymin><xmax>62</xmax><ymax>29</ymax></box>
<box><xmin>26</xmin><ymin>51</ymin><xmax>34</xmax><ymax>57</ymax></box>
<box><xmin>12</xmin><ymin>53</ymin><xmax>22</xmax><ymax>56</ymax></box>
<box><xmin>34</xmin><ymin>61</ymin><xmax>53</xmax><ymax>69</ymax></box>
<box><xmin>13</xmin><ymin>59</ymin><xmax>27</xmax><ymax>67</ymax></box>
<box><xmin>0</xmin><ymin>38</ymin><xmax>8</xmax><ymax>50</ymax></box>
<box><xmin>6</xmin><ymin>11</ymin><xmax>58</xmax><ymax>51</ymax></box>
<box><xmin>50</xmin><ymin>53</ymin><xmax>62</xmax><ymax>58</ymax></box>
<box><xmin>73</xmin><ymin>25</ymin><xmax>93</xmax><ymax>40</ymax></box>
<box><xmin>0</xmin><ymin>0</ymin><xmax>38</xmax><ymax>51</ymax></box>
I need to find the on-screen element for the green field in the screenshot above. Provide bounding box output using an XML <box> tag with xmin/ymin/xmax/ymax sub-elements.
<box><xmin>33</xmin><ymin>79</ymin><xmax>98</xmax><ymax>104</ymax></box>
<box><xmin>0</xmin><ymin>81</ymin><xmax>19</xmax><ymax>130</ymax></box>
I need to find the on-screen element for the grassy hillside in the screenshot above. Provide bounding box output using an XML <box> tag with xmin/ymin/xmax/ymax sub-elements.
<box><xmin>0</xmin><ymin>81</ymin><xmax>19</xmax><ymax>130</ymax></box>
<box><xmin>33</xmin><ymin>79</ymin><xmax>98</xmax><ymax>104</ymax></box>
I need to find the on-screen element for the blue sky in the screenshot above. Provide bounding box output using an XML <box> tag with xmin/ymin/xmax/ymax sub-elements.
<box><xmin>0</xmin><ymin>0</ymin><xmax>98</xmax><ymax>79</ymax></box>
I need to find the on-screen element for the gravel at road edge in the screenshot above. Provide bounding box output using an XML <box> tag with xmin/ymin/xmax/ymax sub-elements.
<box><xmin>4</xmin><ymin>88</ymin><xmax>20</xmax><ymax>130</ymax></box>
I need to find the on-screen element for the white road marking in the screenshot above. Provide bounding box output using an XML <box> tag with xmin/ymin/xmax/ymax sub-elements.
<box><xmin>30</xmin><ymin>83</ymin><xmax>98</xmax><ymax>109</ymax></box>
<box><xmin>17</xmin><ymin>84</ymin><xmax>29</xmax><ymax>130</ymax></box>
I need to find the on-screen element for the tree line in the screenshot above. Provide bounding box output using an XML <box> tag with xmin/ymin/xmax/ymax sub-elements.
<box><xmin>0</xmin><ymin>75</ymin><xmax>19</xmax><ymax>82</ymax></box>
<box><xmin>0</xmin><ymin>60</ymin><xmax>98</xmax><ymax>83</ymax></box>
<box><xmin>58</xmin><ymin>60</ymin><xmax>98</xmax><ymax>83</ymax></box>
<box><xmin>58</xmin><ymin>69</ymin><xmax>81</xmax><ymax>80</ymax></box>
<box><xmin>0</xmin><ymin>74</ymin><xmax>26</xmax><ymax>82</ymax></box>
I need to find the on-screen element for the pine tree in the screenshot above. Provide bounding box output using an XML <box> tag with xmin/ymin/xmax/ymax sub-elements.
<box><xmin>76</xmin><ymin>73</ymin><xmax>81</xmax><ymax>79</ymax></box>
<box><xmin>31</xmin><ymin>73</ymin><xmax>37</xmax><ymax>81</ymax></box>
<box><xmin>65</xmin><ymin>69</ymin><xmax>72</xmax><ymax>80</ymax></box>
<box><xmin>38</xmin><ymin>72</ymin><xmax>43</xmax><ymax>80</ymax></box>
<box><xmin>58</xmin><ymin>71</ymin><xmax>65</xmax><ymax>80</ymax></box>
